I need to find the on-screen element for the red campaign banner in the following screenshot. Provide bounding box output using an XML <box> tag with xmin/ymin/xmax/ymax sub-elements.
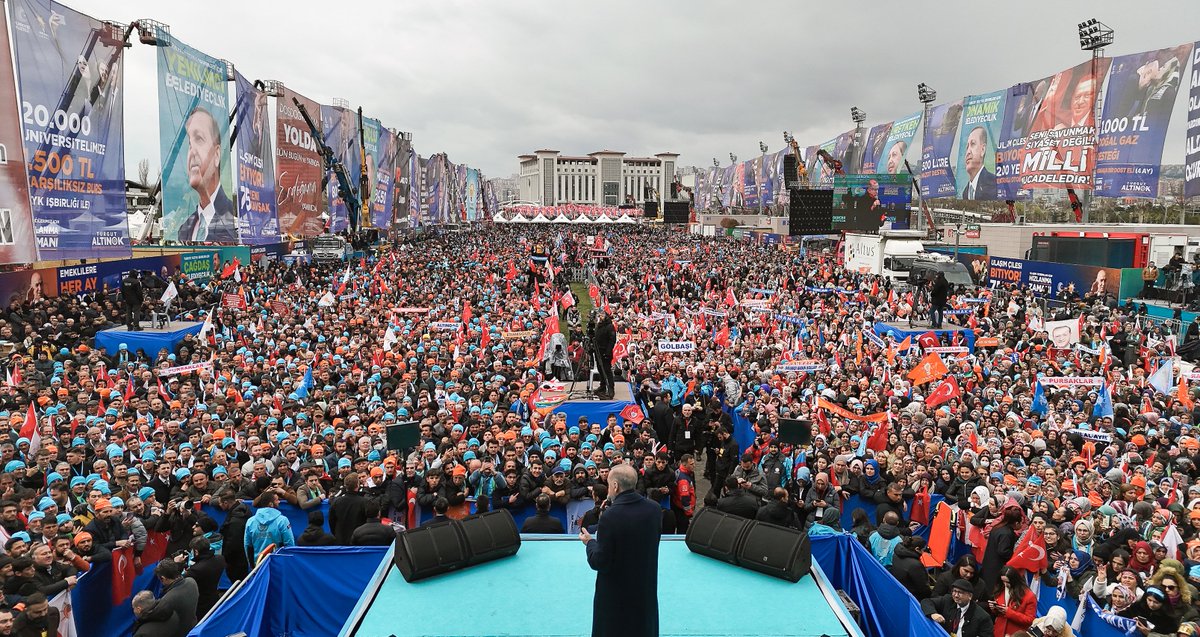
<box><xmin>0</xmin><ymin>5</ymin><xmax>37</xmax><ymax>265</ymax></box>
<box><xmin>221</xmin><ymin>292</ymin><xmax>247</xmax><ymax>310</ymax></box>
<box><xmin>270</xmin><ymin>299</ymin><xmax>290</xmax><ymax>316</ymax></box>
<box><xmin>619</xmin><ymin>403</ymin><xmax>645</xmax><ymax>425</ymax></box>
<box><xmin>275</xmin><ymin>86</ymin><xmax>326</xmax><ymax>238</ymax></box>
<box><xmin>1019</xmin><ymin>59</ymin><xmax>1113</xmax><ymax>190</ymax></box>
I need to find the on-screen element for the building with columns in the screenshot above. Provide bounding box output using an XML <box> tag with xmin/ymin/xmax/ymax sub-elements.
<box><xmin>517</xmin><ymin>150</ymin><xmax>679</xmax><ymax>207</ymax></box>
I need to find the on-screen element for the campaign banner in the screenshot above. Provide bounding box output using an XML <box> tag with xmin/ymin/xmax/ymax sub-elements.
<box><xmin>157</xmin><ymin>361</ymin><xmax>213</xmax><ymax>377</ymax></box>
<box><xmin>878</xmin><ymin>112</ymin><xmax>921</xmax><ymax>176</ymax></box>
<box><xmin>1019</xmin><ymin>60</ymin><xmax>1112</xmax><ymax>190</ymax></box>
<box><xmin>484</xmin><ymin>180</ymin><xmax>499</xmax><ymax>219</ymax></box>
<box><xmin>321</xmin><ymin>105</ymin><xmax>360</xmax><ymax>233</ymax></box>
<box><xmin>832</xmin><ymin>174</ymin><xmax>912</xmax><ymax>230</ymax></box>
<box><xmin>221</xmin><ymin>292</ymin><xmax>247</xmax><ymax>310</ymax></box>
<box><xmin>809</xmin><ymin>132</ymin><xmax>852</xmax><ymax>187</ymax></box>
<box><xmin>157</xmin><ymin>34</ymin><xmax>234</xmax><ymax>244</ymax></box>
<box><xmin>996</xmin><ymin>79</ymin><xmax>1049</xmax><ymax>200</ymax></box>
<box><xmin>393</xmin><ymin>136</ymin><xmax>412</xmax><ymax>226</ymax></box>
<box><xmin>424</xmin><ymin>155</ymin><xmax>442</xmax><ymax>223</ymax></box>
<box><xmin>9</xmin><ymin>0</ymin><xmax>127</xmax><ymax>260</ymax></box>
<box><xmin>0</xmin><ymin>3</ymin><xmax>37</xmax><ymax>265</ymax></box>
<box><xmin>180</xmin><ymin>252</ymin><xmax>215</xmax><ymax>282</ymax></box>
<box><xmin>657</xmin><ymin>340</ymin><xmax>695</xmax><ymax>352</ymax></box>
<box><xmin>955</xmin><ymin>91</ymin><xmax>1007</xmax><ymax>201</ymax></box>
<box><xmin>1040</xmin><ymin>376</ymin><xmax>1105</xmax><ymax>387</ymax></box>
<box><xmin>925</xmin><ymin>346</ymin><xmax>970</xmax><ymax>354</ymax></box>
<box><xmin>55</xmin><ymin>252</ymin><xmax>203</xmax><ymax>297</ymax></box>
<box><xmin>919</xmin><ymin>100</ymin><xmax>963</xmax><ymax>198</ymax></box>
<box><xmin>391</xmin><ymin>307</ymin><xmax>432</xmax><ymax>314</ymax></box>
<box><xmin>432</xmin><ymin>321</ymin><xmax>460</xmax><ymax>331</ymax></box>
<box><xmin>369</xmin><ymin>122</ymin><xmax>396</xmax><ymax>230</ymax></box>
<box><xmin>503</xmin><ymin>330</ymin><xmax>535</xmax><ymax>339</ymax></box>
<box><xmin>1096</xmin><ymin>45</ymin><xmax>1192</xmax><ymax>198</ymax></box>
<box><xmin>465</xmin><ymin>168</ymin><xmax>480</xmax><ymax>222</ymax></box>
<box><xmin>410</xmin><ymin>154</ymin><xmax>423</xmax><ymax>225</ymax></box>
<box><xmin>859</xmin><ymin>122</ymin><xmax>894</xmax><ymax>174</ymax></box>
<box><xmin>986</xmin><ymin>256</ymin><xmax>1120</xmax><ymax>298</ymax></box>
<box><xmin>233</xmin><ymin>72</ymin><xmax>278</xmax><ymax>244</ymax></box>
<box><xmin>1186</xmin><ymin>43</ymin><xmax>1200</xmax><ymax>198</ymax></box>
<box><xmin>275</xmin><ymin>86</ymin><xmax>325</xmax><ymax>238</ymax></box>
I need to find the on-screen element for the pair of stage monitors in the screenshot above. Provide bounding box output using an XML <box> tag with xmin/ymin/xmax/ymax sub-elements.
<box><xmin>393</xmin><ymin>509</ymin><xmax>522</xmax><ymax>582</ymax></box>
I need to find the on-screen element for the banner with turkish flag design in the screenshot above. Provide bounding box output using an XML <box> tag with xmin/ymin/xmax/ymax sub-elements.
<box><xmin>138</xmin><ymin>531</ymin><xmax>170</xmax><ymax>574</ymax></box>
<box><xmin>111</xmin><ymin>546</ymin><xmax>137</xmax><ymax>604</ymax></box>
<box><xmin>619</xmin><ymin>403</ymin><xmax>645</xmax><ymax>425</ymax></box>
<box><xmin>925</xmin><ymin>375</ymin><xmax>961</xmax><ymax>408</ymax></box>
<box><xmin>612</xmin><ymin>333</ymin><xmax>631</xmax><ymax>363</ymax></box>
<box><xmin>1006</xmin><ymin>526</ymin><xmax>1048</xmax><ymax>573</ymax></box>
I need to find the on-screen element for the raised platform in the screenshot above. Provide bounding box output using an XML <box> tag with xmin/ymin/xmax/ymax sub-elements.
<box><xmin>93</xmin><ymin>321</ymin><xmax>203</xmax><ymax>356</ymax></box>
<box><xmin>874</xmin><ymin>321</ymin><xmax>976</xmax><ymax>352</ymax></box>
<box><xmin>346</xmin><ymin>537</ymin><xmax>858</xmax><ymax>637</ymax></box>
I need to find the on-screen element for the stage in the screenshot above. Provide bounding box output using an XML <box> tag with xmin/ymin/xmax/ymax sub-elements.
<box><xmin>873</xmin><ymin>321</ymin><xmax>976</xmax><ymax>352</ymax></box>
<box><xmin>345</xmin><ymin>538</ymin><xmax>860</xmax><ymax>637</ymax></box>
<box><xmin>93</xmin><ymin>321</ymin><xmax>204</xmax><ymax>356</ymax></box>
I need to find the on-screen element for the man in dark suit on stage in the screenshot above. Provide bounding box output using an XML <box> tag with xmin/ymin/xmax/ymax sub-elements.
<box><xmin>177</xmin><ymin>106</ymin><xmax>237</xmax><ymax>243</ymax></box>
<box><xmin>580</xmin><ymin>463</ymin><xmax>660</xmax><ymax>637</ymax></box>
<box><xmin>960</xmin><ymin>127</ymin><xmax>997</xmax><ymax>200</ymax></box>
<box><xmin>121</xmin><ymin>270</ymin><xmax>144</xmax><ymax>331</ymax></box>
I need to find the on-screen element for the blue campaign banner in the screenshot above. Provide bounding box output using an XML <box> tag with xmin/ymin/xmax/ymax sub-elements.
<box><xmin>9</xmin><ymin>0</ymin><xmax>129</xmax><ymax>260</ymax></box>
<box><xmin>955</xmin><ymin>91</ymin><xmax>1006</xmax><ymax>201</ymax></box>
<box><xmin>369</xmin><ymin>122</ymin><xmax>396</xmax><ymax>229</ymax></box>
<box><xmin>878</xmin><ymin>112</ymin><xmax>921</xmax><ymax>176</ymax></box>
<box><xmin>407</xmin><ymin>151</ymin><xmax>420</xmax><ymax>226</ymax></box>
<box><xmin>1097</xmin><ymin>45</ymin><xmax>1193</xmax><ymax>199</ymax></box>
<box><xmin>996</xmin><ymin>79</ymin><xmax>1049</xmax><ymax>200</ymax></box>
<box><xmin>919</xmin><ymin>100</ymin><xmax>963</xmax><ymax>198</ymax></box>
<box><xmin>157</xmin><ymin>33</ymin><xmax>235</xmax><ymax>244</ymax></box>
<box><xmin>424</xmin><ymin>155</ymin><xmax>442</xmax><ymax>223</ymax></box>
<box><xmin>233</xmin><ymin>72</ymin><xmax>279</xmax><ymax>244</ymax></box>
<box><xmin>321</xmin><ymin>104</ymin><xmax>360</xmax><ymax>232</ymax></box>
<box><xmin>465</xmin><ymin>168</ymin><xmax>480</xmax><ymax>222</ymax></box>
<box><xmin>986</xmin><ymin>256</ymin><xmax>1121</xmax><ymax>298</ymax></box>
<box><xmin>1183</xmin><ymin>43</ymin><xmax>1200</xmax><ymax>198</ymax></box>
<box><xmin>859</xmin><ymin>121</ymin><xmax>894</xmax><ymax>174</ymax></box>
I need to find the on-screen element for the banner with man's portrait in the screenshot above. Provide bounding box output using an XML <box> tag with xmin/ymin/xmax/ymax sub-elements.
<box><xmin>876</xmin><ymin>112</ymin><xmax>921</xmax><ymax>177</ymax></box>
<box><xmin>157</xmin><ymin>34</ymin><xmax>235</xmax><ymax>243</ymax></box>
<box><xmin>919</xmin><ymin>100</ymin><xmax>963</xmax><ymax>199</ymax></box>
<box><xmin>232</xmin><ymin>72</ymin><xmax>278</xmax><ymax>244</ymax></box>
<box><xmin>320</xmin><ymin>104</ymin><xmax>360</xmax><ymax>233</ymax></box>
<box><xmin>1018</xmin><ymin>60</ymin><xmax>1112</xmax><ymax>191</ymax></box>
<box><xmin>274</xmin><ymin>86</ymin><xmax>325</xmax><ymax>238</ymax></box>
<box><xmin>9</xmin><ymin>0</ymin><xmax>126</xmax><ymax>260</ymax></box>
<box><xmin>1188</xmin><ymin>42</ymin><xmax>1200</xmax><ymax>199</ymax></box>
<box><xmin>369</xmin><ymin>121</ymin><xmax>396</xmax><ymax>230</ymax></box>
<box><xmin>465</xmin><ymin>168</ymin><xmax>480</xmax><ymax>222</ymax></box>
<box><xmin>955</xmin><ymin>91</ymin><xmax>1007</xmax><ymax>202</ymax></box>
<box><xmin>1096</xmin><ymin>45</ymin><xmax>1192</xmax><ymax>199</ymax></box>
<box><xmin>0</xmin><ymin>1</ymin><xmax>39</xmax><ymax>264</ymax></box>
<box><xmin>859</xmin><ymin>121</ymin><xmax>894</xmax><ymax>174</ymax></box>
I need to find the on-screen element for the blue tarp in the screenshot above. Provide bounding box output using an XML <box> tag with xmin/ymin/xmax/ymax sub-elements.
<box><xmin>70</xmin><ymin>556</ymin><xmax>164</xmax><ymax>637</ymax></box>
<box><xmin>190</xmin><ymin>546</ymin><xmax>388</xmax><ymax>637</ymax></box>
<box><xmin>94</xmin><ymin>321</ymin><xmax>204</xmax><ymax>356</ymax></box>
<box><xmin>550</xmin><ymin>399</ymin><xmax>634</xmax><ymax>428</ymax></box>
<box><xmin>872</xmin><ymin>321</ymin><xmax>976</xmax><ymax>353</ymax></box>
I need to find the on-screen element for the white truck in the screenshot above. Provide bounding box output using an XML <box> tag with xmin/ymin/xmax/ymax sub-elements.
<box><xmin>842</xmin><ymin>230</ymin><xmax>927</xmax><ymax>280</ymax></box>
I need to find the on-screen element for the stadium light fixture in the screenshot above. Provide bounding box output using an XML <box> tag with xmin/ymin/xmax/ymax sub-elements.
<box><xmin>729</xmin><ymin>153</ymin><xmax>737</xmax><ymax>165</ymax></box>
<box><xmin>1078</xmin><ymin>18</ymin><xmax>1113</xmax><ymax>51</ymax></box>
<box><xmin>917</xmin><ymin>83</ymin><xmax>936</xmax><ymax>104</ymax></box>
<box><xmin>850</xmin><ymin>107</ymin><xmax>866</xmax><ymax>124</ymax></box>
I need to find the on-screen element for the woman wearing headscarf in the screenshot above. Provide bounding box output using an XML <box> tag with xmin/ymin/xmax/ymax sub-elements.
<box><xmin>1129</xmin><ymin>540</ymin><xmax>1159</xmax><ymax>579</ymax></box>
<box><xmin>933</xmin><ymin>554</ymin><xmax>988</xmax><ymax>601</ymax></box>
<box><xmin>1147</xmin><ymin>566</ymin><xmax>1200</xmax><ymax>627</ymax></box>
<box><xmin>987</xmin><ymin>565</ymin><xmax>1036</xmax><ymax>637</ymax></box>
<box><xmin>980</xmin><ymin>499</ymin><xmax>1024</xmax><ymax>594</ymax></box>
<box><xmin>1104</xmin><ymin>582</ymin><xmax>1137</xmax><ymax>614</ymax></box>
<box><xmin>1121</xmin><ymin>586</ymin><xmax>1179</xmax><ymax>634</ymax></box>
<box><xmin>808</xmin><ymin>507</ymin><xmax>843</xmax><ymax>537</ymax></box>
<box><xmin>858</xmin><ymin>459</ymin><xmax>885</xmax><ymax>502</ymax></box>
<box><xmin>1026</xmin><ymin>606</ymin><xmax>1075</xmax><ymax>637</ymax></box>
<box><xmin>1072</xmin><ymin>518</ymin><xmax>1096</xmax><ymax>555</ymax></box>
<box><xmin>889</xmin><ymin>535</ymin><xmax>931</xmax><ymax>601</ymax></box>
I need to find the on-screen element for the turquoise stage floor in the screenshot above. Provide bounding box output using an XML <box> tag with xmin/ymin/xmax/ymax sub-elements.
<box><xmin>351</xmin><ymin>537</ymin><xmax>853</xmax><ymax>637</ymax></box>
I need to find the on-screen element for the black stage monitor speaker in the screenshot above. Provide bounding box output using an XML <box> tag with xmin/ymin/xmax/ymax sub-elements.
<box><xmin>737</xmin><ymin>520</ymin><xmax>812</xmax><ymax>582</ymax></box>
<box><xmin>393</xmin><ymin>519</ymin><xmax>470</xmax><ymax>582</ymax></box>
<box><xmin>663</xmin><ymin>201</ymin><xmax>689</xmax><ymax>225</ymax></box>
<box><xmin>788</xmin><ymin>188</ymin><xmax>833</xmax><ymax>236</ymax></box>
<box><xmin>643</xmin><ymin>201</ymin><xmax>658</xmax><ymax>218</ymax></box>
<box><xmin>393</xmin><ymin>509</ymin><xmax>521</xmax><ymax>582</ymax></box>
<box><xmin>776</xmin><ymin>418</ymin><xmax>813</xmax><ymax>447</ymax></box>
<box><xmin>459</xmin><ymin>510</ymin><xmax>521</xmax><ymax>566</ymax></box>
<box><xmin>783</xmin><ymin>155</ymin><xmax>800</xmax><ymax>189</ymax></box>
<box><xmin>685</xmin><ymin>508</ymin><xmax>752</xmax><ymax>566</ymax></box>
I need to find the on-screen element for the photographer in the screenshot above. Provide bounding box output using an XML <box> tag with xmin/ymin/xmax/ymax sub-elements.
<box><xmin>178</xmin><ymin>536</ymin><xmax>225</xmax><ymax>618</ymax></box>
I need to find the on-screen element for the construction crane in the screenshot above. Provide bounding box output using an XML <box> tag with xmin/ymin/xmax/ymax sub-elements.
<box><xmin>294</xmin><ymin>98</ymin><xmax>361</xmax><ymax>232</ymax></box>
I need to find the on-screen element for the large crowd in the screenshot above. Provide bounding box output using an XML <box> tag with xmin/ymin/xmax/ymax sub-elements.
<box><xmin>0</xmin><ymin>224</ymin><xmax>1194</xmax><ymax>637</ymax></box>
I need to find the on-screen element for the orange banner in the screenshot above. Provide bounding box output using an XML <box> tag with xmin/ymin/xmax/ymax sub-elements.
<box><xmin>908</xmin><ymin>352</ymin><xmax>949</xmax><ymax>386</ymax></box>
<box><xmin>816</xmin><ymin>398</ymin><xmax>889</xmax><ymax>423</ymax></box>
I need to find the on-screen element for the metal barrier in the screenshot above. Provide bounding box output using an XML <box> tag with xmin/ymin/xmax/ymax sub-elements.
<box><xmin>1137</xmin><ymin>314</ymin><xmax>1185</xmax><ymax>340</ymax></box>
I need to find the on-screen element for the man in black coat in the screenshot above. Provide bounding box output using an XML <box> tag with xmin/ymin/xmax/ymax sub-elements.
<box><xmin>328</xmin><ymin>474</ymin><xmax>368</xmax><ymax>544</ymax></box>
<box><xmin>520</xmin><ymin>494</ymin><xmax>565</xmax><ymax>534</ymax></box>
<box><xmin>716</xmin><ymin>477</ymin><xmax>759</xmax><ymax>519</ymax></box>
<box><xmin>920</xmin><ymin>578</ymin><xmax>993</xmax><ymax>637</ymax></box>
<box><xmin>217</xmin><ymin>493</ymin><xmax>251</xmax><ymax>582</ymax></box>
<box><xmin>140</xmin><ymin>561</ymin><xmax>200</xmax><ymax>637</ymax></box>
<box><xmin>649</xmin><ymin>394</ymin><xmax>675</xmax><ymax>445</ymax></box>
<box><xmin>755</xmin><ymin>488</ymin><xmax>800</xmax><ymax>528</ymax></box>
<box><xmin>592</xmin><ymin>312</ymin><xmax>617</xmax><ymax>398</ymax></box>
<box><xmin>121</xmin><ymin>271</ymin><xmax>145</xmax><ymax>331</ymax></box>
<box><xmin>12</xmin><ymin>592</ymin><xmax>59</xmax><ymax>637</ymax></box>
<box><xmin>351</xmin><ymin>500</ymin><xmax>398</xmax><ymax>546</ymax></box>
<box><xmin>581</xmin><ymin>463</ymin><xmax>660</xmax><ymax>637</ymax></box>
<box><xmin>929</xmin><ymin>272</ymin><xmax>950</xmax><ymax>329</ymax></box>
<box><xmin>182</xmin><ymin>537</ymin><xmax>225</xmax><ymax>619</ymax></box>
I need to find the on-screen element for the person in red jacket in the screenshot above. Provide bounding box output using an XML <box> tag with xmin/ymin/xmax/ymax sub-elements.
<box><xmin>671</xmin><ymin>454</ymin><xmax>696</xmax><ymax>533</ymax></box>
<box><xmin>988</xmin><ymin>566</ymin><xmax>1037</xmax><ymax>637</ymax></box>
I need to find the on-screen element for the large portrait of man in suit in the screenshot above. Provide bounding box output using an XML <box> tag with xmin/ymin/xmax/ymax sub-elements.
<box><xmin>177</xmin><ymin>106</ymin><xmax>237</xmax><ymax>243</ymax></box>
<box><xmin>961</xmin><ymin>127</ymin><xmax>997</xmax><ymax>200</ymax></box>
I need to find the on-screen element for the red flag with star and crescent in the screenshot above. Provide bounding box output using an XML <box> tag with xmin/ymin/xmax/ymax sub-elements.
<box><xmin>1006</xmin><ymin>526</ymin><xmax>1048</xmax><ymax>573</ymax></box>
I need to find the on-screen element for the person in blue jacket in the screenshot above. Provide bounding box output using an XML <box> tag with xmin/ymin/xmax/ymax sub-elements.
<box><xmin>244</xmin><ymin>489</ymin><xmax>295</xmax><ymax>566</ymax></box>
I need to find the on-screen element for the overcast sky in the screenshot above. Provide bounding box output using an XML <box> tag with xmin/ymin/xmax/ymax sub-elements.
<box><xmin>61</xmin><ymin>0</ymin><xmax>1200</xmax><ymax>179</ymax></box>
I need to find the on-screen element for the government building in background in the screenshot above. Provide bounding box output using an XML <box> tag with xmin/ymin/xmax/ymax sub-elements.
<box><xmin>518</xmin><ymin>150</ymin><xmax>678</xmax><ymax>207</ymax></box>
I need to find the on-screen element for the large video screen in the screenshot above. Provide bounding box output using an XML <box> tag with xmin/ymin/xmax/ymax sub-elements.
<box><xmin>831</xmin><ymin>174</ymin><xmax>912</xmax><ymax>231</ymax></box>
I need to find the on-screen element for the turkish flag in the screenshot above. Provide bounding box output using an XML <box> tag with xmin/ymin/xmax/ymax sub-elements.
<box><xmin>612</xmin><ymin>333</ymin><xmax>631</xmax><ymax>363</ymax></box>
<box><xmin>138</xmin><ymin>531</ymin><xmax>170</xmax><ymax>574</ymax></box>
<box><xmin>909</xmin><ymin>486</ymin><xmax>931</xmax><ymax>526</ymax></box>
<box><xmin>907</xmin><ymin>353</ymin><xmax>948</xmax><ymax>386</ymax></box>
<box><xmin>917</xmin><ymin>331</ymin><xmax>940</xmax><ymax>350</ymax></box>
<box><xmin>112</xmin><ymin>546</ymin><xmax>137</xmax><ymax>604</ymax></box>
<box><xmin>1006</xmin><ymin>526</ymin><xmax>1049</xmax><ymax>573</ymax></box>
<box><xmin>865</xmin><ymin>420</ymin><xmax>889</xmax><ymax>452</ymax></box>
<box><xmin>619</xmin><ymin>404</ymin><xmax>645</xmax><ymax>425</ymax></box>
<box><xmin>925</xmin><ymin>376</ymin><xmax>961</xmax><ymax>408</ymax></box>
<box><xmin>715</xmin><ymin>325</ymin><xmax>731</xmax><ymax>348</ymax></box>
<box><xmin>588</xmin><ymin>283</ymin><xmax>600</xmax><ymax>301</ymax></box>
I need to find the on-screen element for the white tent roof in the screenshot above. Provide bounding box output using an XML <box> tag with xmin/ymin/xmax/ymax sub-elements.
<box><xmin>616</xmin><ymin>214</ymin><xmax>638</xmax><ymax>224</ymax></box>
<box><xmin>595</xmin><ymin>215</ymin><xmax>615</xmax><ymax>223</ymax></box>
<box><xmin>530</xmin><ymin>214</ymin><xmax>552</xmax><ymax>223</ymax></box>
<box><xmin>570</xmin><ymin>215</ymin><xmax>591</xmax><ymax>224</ymax></box>
<box><xmin>549</xmin><ymin>214</ymin><xmax>572</xmax><ymax>223</ymax></box>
